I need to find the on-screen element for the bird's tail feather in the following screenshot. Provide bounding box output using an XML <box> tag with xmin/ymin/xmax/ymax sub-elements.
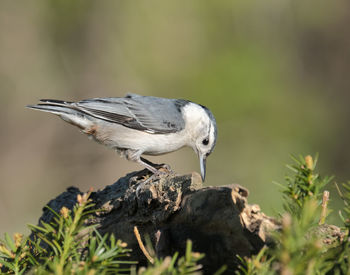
<box><xmin>27</xmin><ymin>100</ymin><xmax>92</xmax><ymax>129</ymax></box>
<box><xmin>27</xmin><ymin>99</ymin><xmax>77</xmax><ymax>114</ymax></box>
<box><xmin>26</xmin><ymin>103</ymin><xmax>76</xmax><ymax>116</ymax></box>
<box><xmin>39</xmin><ymin>99</ymin><xmax>73</xmax><ymax>105</ymax></box>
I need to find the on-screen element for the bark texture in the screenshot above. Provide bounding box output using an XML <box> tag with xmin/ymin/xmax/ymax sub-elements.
<box><xmin>34</xmin><ymin>169</ymin><xmax>281</xmax><ymax>274</ymax></box>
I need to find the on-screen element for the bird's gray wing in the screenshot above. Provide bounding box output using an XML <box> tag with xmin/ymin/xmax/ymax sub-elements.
<box><xmin>75</xmin><ymin>94</ymin><xmax>188</xmax><ymax>134</ymax></box>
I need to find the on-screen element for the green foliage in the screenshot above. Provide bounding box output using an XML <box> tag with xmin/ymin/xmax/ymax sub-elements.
<box><xmin>237</xmin><ymin>155</ymin><xmax>350</xmax><ymax>275</ymax></box>
<box><xmin>273</xmin><ymin>200</ymin><xmax>328</xmax><ymax>274</ymax></box>
<box><xmin>320</xmin><ymin>181</ymin><xmax>350</xmax><ymax>274</ymax></box>
<box><xmin>0</xmin><ymin>232</ymin><xmax>32</xmax><ymax>274</ymax></box>
<box><xmin>278</xmin><ymin>154</ymin><xmax>332</xmax><ymax>217</ymax></box>
<box><xmin>235</xmin><ymin>247</ymin><xmax>274</xmax><ymax>275</ymax></box>
<box><xmin>136</xmin><ymin>240</ymin><xmax>206</xmax><ymax>275</ymax></box>
<box><xmin>0</xmin><ymin>191</ymin><xmax>134</xmax><ymax>274</ymax></box>
<box><xmin>341</xmin><ymin>181</ymin><xmax>350</xmax><ymax>229</ymax></box>
<box><xmin>237</xmin><ymin>201</ymin><xmax>328</xmax><ymax>275</ymax></box>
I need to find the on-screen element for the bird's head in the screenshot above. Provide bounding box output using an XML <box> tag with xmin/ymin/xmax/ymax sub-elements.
<box><xmin>183</xmin><ymin>103</ymin><xmax>217</xmax><ymax>182</ymax></box>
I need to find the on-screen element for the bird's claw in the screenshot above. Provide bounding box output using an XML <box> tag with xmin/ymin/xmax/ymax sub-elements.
<box><xmin>136</xmin><ymin>174</ymin><xmax>156</xmax><ymax>198</ymax></box>
<box><xmin>135</xmin><ymin>167</ymin><xmax>171</xmax><ymax>198</ymax></box>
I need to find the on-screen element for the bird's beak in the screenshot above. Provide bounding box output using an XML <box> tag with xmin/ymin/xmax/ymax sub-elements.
<box><xmin>199</xmin><ymin>155</ymin><xmax>206</xmax><ymax>182</ymax></box>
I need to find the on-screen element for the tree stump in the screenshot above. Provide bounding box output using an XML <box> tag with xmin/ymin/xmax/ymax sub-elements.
<box><xmin>33</xmin><ymin>169</ymin><xmax>280</xmax><ymax>274</ymax></box>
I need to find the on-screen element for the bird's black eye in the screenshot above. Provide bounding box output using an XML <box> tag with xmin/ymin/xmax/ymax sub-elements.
<box><xmin>202</xmin><ymin>138</ymin><xmax>209</xmax><ymax>145</ymax></box>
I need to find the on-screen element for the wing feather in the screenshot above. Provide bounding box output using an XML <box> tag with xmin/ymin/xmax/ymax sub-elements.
<box><xmin>75</xmin><ymin>94</ymin><xmax>187</xmax><ymax>134</ymax></box>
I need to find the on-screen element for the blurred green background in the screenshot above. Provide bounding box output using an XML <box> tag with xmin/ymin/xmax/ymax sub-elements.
<box><xmin>1</xmin><ymin>0</ymin><xmax>349</xmax><ymax>235</ymax></box>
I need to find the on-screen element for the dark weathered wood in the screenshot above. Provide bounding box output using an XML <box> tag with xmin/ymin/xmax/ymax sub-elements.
<box><xmin>33</xmin><ymin>168</ymin><xmax>281</xmax><ymax>274</ymax></box>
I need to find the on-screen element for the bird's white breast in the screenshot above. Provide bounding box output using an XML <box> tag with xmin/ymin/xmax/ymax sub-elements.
<box><xmin>90</xmin><ymin>122</ymin><xmax>189</xmax><ymax>155</ymax></box>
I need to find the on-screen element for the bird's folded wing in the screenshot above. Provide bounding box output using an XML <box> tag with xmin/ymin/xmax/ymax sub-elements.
<box><xmin>75</xmin><ymin>95</ymin><xmax>187</xmax><ymax>134</ymax></box>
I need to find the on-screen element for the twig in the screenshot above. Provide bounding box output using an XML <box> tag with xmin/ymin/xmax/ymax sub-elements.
<box><xmin>319</xmin><ymin>190</ymin><xmax>330</xmax><ymax>225</ymax></box>
<box><xmin>134</xmin><ymin>226</ymin><xmax>154</xmax><ymax>264</ymax></box>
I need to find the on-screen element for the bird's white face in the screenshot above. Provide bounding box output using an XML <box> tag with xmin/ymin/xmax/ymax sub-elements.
<box><xmin>182</xmin><ymin>103</ymin><xmax>217</xmax><ymax>181</ymax></box>
<box><xmin>194</xmin><ymin>118</ymin><xmax>217</xmax><ymax>181</ymax></box>
<box><xmin>195</xmin><ymin>119</ymin><xmax>217</xmax><ymax>158</ymax></box>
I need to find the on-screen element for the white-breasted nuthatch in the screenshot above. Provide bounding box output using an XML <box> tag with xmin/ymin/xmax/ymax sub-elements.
<box><xmin>27</xmin><ymin>93</ymin><xmax>217</xmax><ymax>181</ymax></box>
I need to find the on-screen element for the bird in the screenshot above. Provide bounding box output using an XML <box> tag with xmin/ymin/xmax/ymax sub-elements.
<box><xmin>27</xmin><ymin>93</ymin><xmax>217</xmax><ymax>181</ymax></box>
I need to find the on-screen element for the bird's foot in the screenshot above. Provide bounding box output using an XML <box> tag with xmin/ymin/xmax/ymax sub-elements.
<box><xmin>136</xmin><ymin>173</ymin><xmax>157</xmax><ymax>198</ymax></box>
<box><xmin>135</xmin><ymin>165</ymin><xmax>172</xmax><ymax>198</ymax></box>
<box><xmin>151</xmin><ymin>164</ymin><xmax>172</xmax><ymax>177</ymax></box>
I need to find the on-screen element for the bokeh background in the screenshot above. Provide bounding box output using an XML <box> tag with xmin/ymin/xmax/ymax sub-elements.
<box><xmin>1</xmin><ymin>0</ymin><xmax>349</xmax><ymax>235</ymax></box>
